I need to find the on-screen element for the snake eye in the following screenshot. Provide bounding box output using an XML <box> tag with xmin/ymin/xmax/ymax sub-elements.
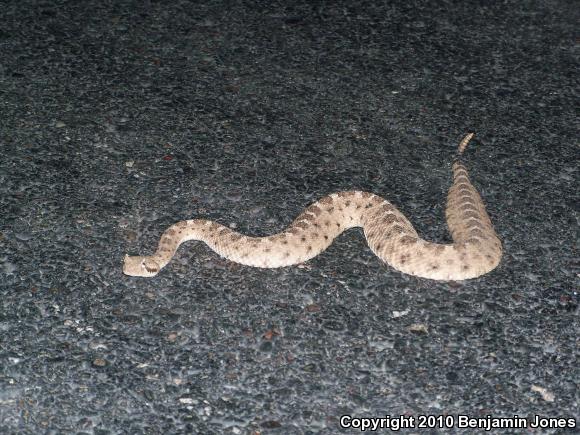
<box><xmin>143</xmin><ymin>260</ymin><xmax>159</xmax><ymax>274</ymax></box>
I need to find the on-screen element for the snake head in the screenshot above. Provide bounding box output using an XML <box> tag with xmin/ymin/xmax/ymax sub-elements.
<box><xmin>123</xmin><ymin>255</ymin><xmax>160</xmax><ymax>277</ymax></box>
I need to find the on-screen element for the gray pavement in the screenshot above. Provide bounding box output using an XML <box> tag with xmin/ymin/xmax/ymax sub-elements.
<box><xmin>0</xmin><ymin>1</ymin><xmax>577</xmax><ymax>434</ymax></box>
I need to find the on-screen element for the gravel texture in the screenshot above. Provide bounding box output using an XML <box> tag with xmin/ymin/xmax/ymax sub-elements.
<box><xmin>0</xmin><ymin>1</ymin><xmax>577</xmax><ymax>434</ymax></box>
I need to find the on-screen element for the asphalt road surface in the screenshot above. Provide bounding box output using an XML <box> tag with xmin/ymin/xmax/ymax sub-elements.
<box><xmin>1</xmin><ymin>1</ymin><xmax>577</xmax><ymax>433</ymax></box>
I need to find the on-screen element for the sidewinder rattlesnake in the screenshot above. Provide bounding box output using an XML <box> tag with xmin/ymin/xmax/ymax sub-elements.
<box><xmin>123</xmin><ymin>134</ymin><xmax>502</xmax><ymax>280</ymax></box>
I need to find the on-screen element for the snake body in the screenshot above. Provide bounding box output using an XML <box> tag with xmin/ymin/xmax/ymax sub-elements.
<box><xmin>123</xmin><ymin>134</ymin><xmax>502</xmax><ymax>280</ymax></box>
